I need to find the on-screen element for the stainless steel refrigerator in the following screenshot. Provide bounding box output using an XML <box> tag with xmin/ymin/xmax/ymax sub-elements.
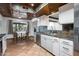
<box><xmin>74</xmin><ymin>3</ymin><xmax>79</xmax><ymax>51</ymax></box>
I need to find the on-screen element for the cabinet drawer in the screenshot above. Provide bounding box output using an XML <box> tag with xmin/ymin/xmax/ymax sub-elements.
<box><xmin>60</xmin><ymin>52</ymin><xmax>71</xmax><ymax>56</ymax></box>
<box><xmin>60</xmin><ymin>45</ymin><xmax>73</xmax><ymax>56</ymax></box>
<box><xmin>60</xmin><ymin>39</ymin><xmax>73</xmax><ymax>46</ymax></box>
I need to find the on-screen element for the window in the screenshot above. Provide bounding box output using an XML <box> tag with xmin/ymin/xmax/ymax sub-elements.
<box><xmin>13</xmin><ymin>23</ymin><xmax>27</xmax><ymax>32</ymax></box>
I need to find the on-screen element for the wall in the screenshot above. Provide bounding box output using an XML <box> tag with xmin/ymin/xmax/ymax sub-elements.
<box><xmin>37</xmin><ymin>15</ymin><xmax>49</xmax><ymax>26</ymax></box>
<box><xmin>1</xmin><ymin>19</ymin><xmax>9</xmax><ymax>34</ymax></box>
<box><xmin>29</xmin><ymin>21</ymin><xmax>34</xmax><ymax>36</ymax></box>
<box><xmin>0</xmin><ymin>14</ymin><xmax>9</xmax><ymax>34</ymax></box>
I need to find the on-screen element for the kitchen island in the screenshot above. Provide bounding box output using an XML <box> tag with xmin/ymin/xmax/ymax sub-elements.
<box><xmin>0</xmin><ymin>34</ymin><xmax>6</xmax><ymax>55</ymax></box>
<box><xmin>0</xmin><ymin>34</ymin><xmax>13</xmax><ymax>56</ymax></box>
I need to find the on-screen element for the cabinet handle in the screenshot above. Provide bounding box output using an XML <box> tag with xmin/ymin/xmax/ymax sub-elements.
<box><xmin>62</xmin><ymin>41</ymin><xmax>69</xmax><ymax>45</ymax></box>
<box><xmin>63</xmin><ymin>47</ymin><xmax>69</xmax><ymax>51</ymax></box>
<box><xmin>54</xmin><ymin>39</ymin><xmax>58</xmax><ymax>42</ymax></box>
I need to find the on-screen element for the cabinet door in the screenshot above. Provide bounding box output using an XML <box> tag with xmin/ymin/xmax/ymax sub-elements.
<box><xmin>59</xmin><ymin>4</ymin><xmax>74</xmax><ymax>24</ymax></box>
<box><xmin>46</xmin><ymin>36</ymin><xmax>53</xmax><ymax>53</ymax></box>
<box><xmin>60</xmin><ymin>39</ymin><xmax>73</xmax><ymax>56</ymax></box>
<box><xmin>52</xmin><ymin>37</ymin><xmax>60</xmax><ymax>56</ymax></box>
<box><xmin>45</xmin><ymin>37</ymin><xmax>50</xmax><ymax>51</ymax></box>
<box><xmin>41</xmin><ymin>35</ymin><xmax>46</xmax><ymax>48</ymax></box>
<box><xmin>41</xmin><ymin>35</ymin><xmax>53</xmax><ymax>53</ymax></box>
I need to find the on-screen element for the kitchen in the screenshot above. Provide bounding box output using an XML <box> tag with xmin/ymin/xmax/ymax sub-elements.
<box><xmin>0</xmin><ymin>3</ymin><xmax>78</xmax><ymax>56</ymax></box>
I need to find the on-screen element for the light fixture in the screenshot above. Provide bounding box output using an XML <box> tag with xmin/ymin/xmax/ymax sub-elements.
<box><xmin>31</xmin><ymin>4</ymin><xmax>34</xmax><ymax>6</ymax></box>
<box><xmin>18</xmin><ymin>17</ymin><xmax>21</xmax><ymax>18</ymax></box>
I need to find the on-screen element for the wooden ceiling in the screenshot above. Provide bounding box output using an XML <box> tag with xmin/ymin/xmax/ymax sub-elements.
<box><xmin>0</xmin><ymin>3</ymin><xmax>12</xmax><ymax>17</ymax></box>
<box><xmin>36</xmin><ymin>3</ymin><xmax>66</xmax><ymax>17</ymax></box>
<box><xmin>0</xmin><ymin>3</ymin><xmax>66</xmax><ymax>20</ymax></box>
<box><xmin>12</xmin><ymin>3</ymin><xmax>41</xmax><ymax>11</ymax></box>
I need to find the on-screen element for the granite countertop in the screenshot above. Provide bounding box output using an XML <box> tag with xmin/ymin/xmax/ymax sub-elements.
<box><xmin>0</xmin><ymin>34</ymin><xmax>5</xmax><ymax>38</ymax></box>
<box><xmin>37</xmin><ymin>32</ymin><xmax>74</xmax><ymax>41</ymax></box>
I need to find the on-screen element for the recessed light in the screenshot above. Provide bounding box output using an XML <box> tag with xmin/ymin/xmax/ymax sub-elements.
<box><xmin>19</xmin><ymin>17</ymin><xmax>21</xmax><ymax>18</ymax></box>
<box><xmin>31</xmin><ymin>4</ymin><xmax>34</xmax><ymax>6</ymax></box>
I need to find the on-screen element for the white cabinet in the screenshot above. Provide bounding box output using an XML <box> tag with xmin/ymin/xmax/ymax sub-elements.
<box><xmin>37</xmin><ymin>15</ymin><xmax>49</xmax><ymax>26</ymax></box>
<box><xmin>2</xmin><ymin>36</ymin><xmax>7</xmax><ymax>55</ymax></box>
<box><xmin>52</xmin><ymin>37</ymin><xmax>60</xmax><ymax>56</ymax></box>
<box><xmin>41</xmin><ymin>35</ymin><xmax>60</xmax><ymax>56</ymax></box>
<box><xmin>59</xmin><ymin>4</ymin><xmax>74</xmax><ymax>24</ymax></box>
<box><xmin>41</xmin><ymin>35</ymin><xmax>53</xmax><ymax>53</ymax></box>
<box><xmin>41</xmin><ymin>34</ymin><xmax>73</xmax><ymax>56</ymax></box>
<box><xmin>45</xmin><ymin>36</ymin><xmax>53</xmax><ymax>52</ymax></box>
<box><xmin>48</xmin><ymin>22</ymin><xmax>62</xmax><ymax>30</ymax></box>
<box><xmin>41</xmin><ymin>35</ymin><xmax>46</xmax><ymax>48</ymax></box>
<box><xmin>1</xmin><ymin>34</ymin><xmax>13</xmax><ymax>55</ymax></box>
<box><xmin>60</xmin><ymin>39</ymin><xmax>73</xmax><ymax>56</ymax></box>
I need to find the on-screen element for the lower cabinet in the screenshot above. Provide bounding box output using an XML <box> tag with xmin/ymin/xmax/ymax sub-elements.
<box><xmin>41</xmin><ymin>35</ymin><xmax>60</xmax><ymax>56</ymax></box>
<box><xmin>52</xmin><ymin>37</ymin><xmax>60</xmax><ymax>56</ymax></box>
<box><xmin>41</xmin><ymin>35</ymin><xmax>46</xmax><ymax>48</ymax></box>
<box><xmin>41</xmin><ymin>34</ymin><xmax>73</xmax><ymax>56</ymax></box>
<box><xmin>41</xmin><ymin>35</ymin><xmax>52</xmax><ymax>52</ymax></box>
<box><xmin>45</xmin><ymin>36</ymin><xmax>52</xmax><ymax>53</ymax></box>
<box><xmin>60</xmin><ymin>39</ymin><xmax>73</xmax><ymax>56</ymax></box>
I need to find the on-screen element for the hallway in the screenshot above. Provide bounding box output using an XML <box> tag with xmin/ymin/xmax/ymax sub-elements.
<box><xmin>4</xmin><ymin>40</ymin><xmax>52</xmax><ymax>56</ymax></box>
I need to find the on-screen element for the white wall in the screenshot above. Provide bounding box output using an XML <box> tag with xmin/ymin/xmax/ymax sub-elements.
<box><xmin>0</xmin><ymin>14</ymin><xmax>9</xmax><ymax>34</ymax></box>
<box><xmin>37</xmin><ymin>15</ymin><xmax>49</xmax><ymax>26</ymax></box>
<box><xmin>1</xmin><ymin>19</ymin><xmax>9</xmax><ymax>34</ymax></box>
<box><xmin>29</xmin><ymin>21</ymin><xmax>34</xmax><ymax>36</ymax></box>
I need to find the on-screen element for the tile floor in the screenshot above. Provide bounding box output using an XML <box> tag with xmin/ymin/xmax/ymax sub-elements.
<box><xmin>4</xmin><ymin>40</ymin><xmax>53</xmax><ymax>56</ymax></box>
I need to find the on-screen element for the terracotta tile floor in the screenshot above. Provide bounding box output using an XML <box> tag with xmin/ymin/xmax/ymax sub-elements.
<box><xmin>4</xmin><ymin>40</ymin><xmax>52</xmax><ymax>56</ymax></box>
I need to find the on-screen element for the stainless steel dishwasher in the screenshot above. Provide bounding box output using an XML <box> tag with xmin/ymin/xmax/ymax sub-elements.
<box><xmin>36</xmin><ymin>33</ymin><xmax>41</xmax><ymax>46</ymax></box>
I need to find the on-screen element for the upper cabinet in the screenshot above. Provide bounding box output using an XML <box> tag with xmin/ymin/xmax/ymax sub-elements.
<box><xmin>37</xmin><ymin>15</ymin><xmax>49</xmax><ymax>26</ymax></box>
<box><xmin>47</xmin><ymin>21</ymin><xmax>62</xmax><ymax>31</ymax></box>
<box><xmin>59</xmin><ymin>4</ymin><xmax>74</xmax><ymax>24</ymax></box>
